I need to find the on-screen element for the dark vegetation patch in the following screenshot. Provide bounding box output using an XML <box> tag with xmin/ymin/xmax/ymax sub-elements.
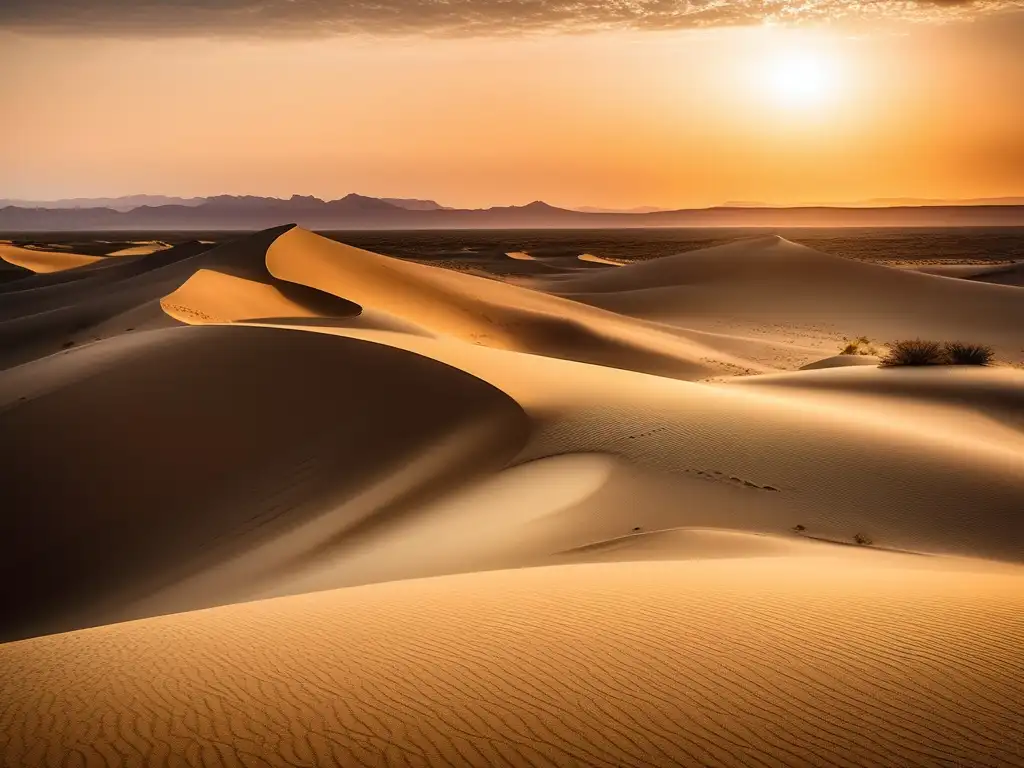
<box><xmin>882</xmin><ymin>339</ymin><xmax>995</xmax><ymax>366</ymax></box>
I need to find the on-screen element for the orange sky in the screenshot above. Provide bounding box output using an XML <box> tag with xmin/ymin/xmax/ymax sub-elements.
<box><xmin>1</xmin><ymin>11</ymin><xmax>1022</xmax><ymax>209</ymax></box>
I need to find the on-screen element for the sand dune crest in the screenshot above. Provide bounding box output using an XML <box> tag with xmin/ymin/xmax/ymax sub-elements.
<box><xmin>548</xmin><ymin>235</ymin><xmax>1024</xmax><ymax>365</ymax></box>
<box><xmin>0</xmin><ymin>244</ymin><xmax>105</xmax><ymax>273</ymax></box>
<box><xmin>264</xmin><ymin>227</ymin><xmax>758</xmax><ymax>379</ymax></box>
<box><xmin>161</xmin><ymin>268</ymin><xmax>360</xmax><ymax>324</ymax></box>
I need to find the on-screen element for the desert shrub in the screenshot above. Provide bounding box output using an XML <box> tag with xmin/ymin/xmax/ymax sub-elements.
<box><xmin>853</xmin><ymin>533</ymin><xmax>873</xmax><ymax>546</ymax></box>
<box><xmin>839</xmin><ymin>336</ymin><xmax>879</xmax><ymax>356</ymax></box>
<box><xmin>944</xmin><ymin>341</ymin><xmax>994</xmax><ymax>366</ymax></box>
<box><xmin>881</xmin><ymin>339</ymin><xmax>944</xmax><ymax>366</ymax></box>
<box><xmin>791</xmin><ymin>524</ymin><xmax>806</xmax><ymax>533</ymax></box>
<box><xmin>839</xmin><ymin>336</ymin><xmax>878</xmax><ymax>355</ymax></box>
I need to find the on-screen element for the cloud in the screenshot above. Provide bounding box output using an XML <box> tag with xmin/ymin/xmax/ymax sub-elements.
<box><xmin>0</xmin><ymin>0</ymin><xmax>1020</xmax><ymax>36</ymax></box>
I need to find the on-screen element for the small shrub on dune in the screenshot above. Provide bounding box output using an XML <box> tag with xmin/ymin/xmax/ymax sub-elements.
<box><xmin>839</xmin><ymin>336</ymin><xmax>877</xmax><ymax>356</ymax></box>
<box><xmin>839</xmin><ymin>339</ymin><xmax>862</xmax><ymax>355</ymax></box>
<box><xmin>853</xmin><ymin>533</ymin><xmax>873</xmax><ymax>546</ymax></box>
<box><xmin>944</xmin><ymin>341</ymin><xmax>994</xmax><ymax>366</ymax></box>
<box><xmin>881</xmin><ymin>339</ymin><xmax>944</xmax><ymax>367</ymax></box>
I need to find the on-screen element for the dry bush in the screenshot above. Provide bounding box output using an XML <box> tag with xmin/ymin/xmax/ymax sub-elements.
<box><xmin>839</xmin><ymin>336</ymin><xmax>878</xmax><ymax>356</ymax></box>
<box><xmin>881</xmin><ymin>339</ymin><xmax>944</xmax><ymax>366</ymax></box>
<box><xmin>944</xmin><ymin>341</ymin><xmax>994</xmax><ymax>366</ymax></box>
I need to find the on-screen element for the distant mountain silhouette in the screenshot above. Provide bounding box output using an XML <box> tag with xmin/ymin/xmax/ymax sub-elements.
<box><xmin>573</xmin><ymin>205</ymin><xmax>669</xmax><ymax>214</ymax></box>
<box><xmin>381</xmin><ymin>197</ymin><xmax>451</xmax><ymax>211</ymax></box>
<box><xmin>0</xmin><ymin>195</ymin><xmax>206</xmax><ymax>212</ymax></box>
<box><xmin>0</xmin><ymin>193</ymin><xmax>451</xmax><ymax>214</ymax></box>
<box><xmin>851</xmin><ymin>196</ymin><xmax>1024</xmax><ymax>207</ymax></box>
<box><xmin>1</xmin><ymin>194</ymin><xmax>1022</xmax><ymax>230</ymax></box>
<box><xmin>724</xmin><ymin>197</ymin><xmax>1024</xmax><ymax>208</ymax></box>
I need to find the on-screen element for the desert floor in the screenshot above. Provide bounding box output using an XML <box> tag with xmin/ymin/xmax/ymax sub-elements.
<box><xmin>1</xmin><ymin>227</ymin><xmax>1023</xmax><ymax>767</ymax></box>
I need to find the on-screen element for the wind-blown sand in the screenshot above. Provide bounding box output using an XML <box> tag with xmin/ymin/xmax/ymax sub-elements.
<box><xmin>2</xmin><ymin>226</ymin><xmax>1023</xmax><ymax>767</ymax></box>
<box><xmin>3</xmin><ymin>560</ymin><xmax>1023</xmax><ymax>767</ymax></box>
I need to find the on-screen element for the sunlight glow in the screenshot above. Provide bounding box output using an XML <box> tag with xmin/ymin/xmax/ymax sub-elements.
<box><xmin>762</xmin><ymin>50</ymin><xmax>842</xmax><ymax>108</ymax></box>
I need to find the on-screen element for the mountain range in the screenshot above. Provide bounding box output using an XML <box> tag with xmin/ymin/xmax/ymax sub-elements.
<box><xmin>0</xmin><ymin>194</ymin><xmax>450</xmax><ymax>213</ymax></box>
<box><xmin>722</xmin><ymin>197</ymin><xmax>1024</xmax><ymax>208</ymax></box>
<box><xmin>1</xmin><ymin>193</ymin><xmax>1022</xmax><ymax>230</ymax></box>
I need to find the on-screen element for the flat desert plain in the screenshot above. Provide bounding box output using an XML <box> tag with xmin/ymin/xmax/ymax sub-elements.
<box><xmin>1</xmin><ymin>226</ymin><xmax>1023</xmax><ymax>767</ymax></box>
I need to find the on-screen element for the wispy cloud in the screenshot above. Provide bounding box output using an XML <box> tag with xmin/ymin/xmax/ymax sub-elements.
<box><xmin>1</xmin><ymin>0</ymin><xmax>1021</xmax><ymax>36</ymax></box>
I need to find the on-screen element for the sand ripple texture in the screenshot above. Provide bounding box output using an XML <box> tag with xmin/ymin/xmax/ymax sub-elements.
<box><xmin>2</xmin><ymin>559</ymin><xmax>1023</xmax><ymax>768</ymax></box>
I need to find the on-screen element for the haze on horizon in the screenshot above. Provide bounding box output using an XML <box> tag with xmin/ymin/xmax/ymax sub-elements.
<box><xmin>1</xmin><ymin>0</ymin><xmax>1022</xmax><ymax>210</ymax></box>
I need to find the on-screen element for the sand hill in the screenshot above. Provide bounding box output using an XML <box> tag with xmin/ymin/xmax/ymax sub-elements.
<box><xmin>1</xmin><ymin>227</ymin><xmax>1023</xmax><ymax>767</ymax></box>
<box><xmin>968</xmin><ymin>261</ymin><xmax>1024</xmax><ymax>286</ymax></box>
<box><xmin>546</xmin><ymin>235</ymin><xmax>1024</xmax><ymax>367</ymax></box>
<box><xmin>0</xmin><ymin>226</ymin><xmax>359</xmax><ymax>369</ymax></box>
<box><xmin>0</xmin><ymin>325</ymin><xmax>526</xmax><ymax>642</ymax></box>
<box><xmin>0</xmin><ymin>243</ymin><xmax>106</xmax><ymax>273</ymax></box>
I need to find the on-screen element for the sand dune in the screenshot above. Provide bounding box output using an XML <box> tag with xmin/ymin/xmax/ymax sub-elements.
<box><xmin>730</xmin><ymin>363</ymin><xmax>1024</xmax><ymax>410</ymax></box>
<box><xmin>214</xmin><ymin>320</ymin><xmax>1023</xmax><ymax>587</ymax></box>
<box><xmin>504</xmin><ymin>250</ymin><xmax>614</xmax><ymax>272</ymax></box>
<box><xmin>0</xmin><ymin>228</ymin><xmax>317</xmax><ymax>369</ymax></box>
<box><xmin>0</xmin><ymin>243</ymin><xmax>105</xmax><ymax>273</ymax></box>
<box><xmin>450</xmin><ymin>255</ymin><xmax>571</xmax><ymax>278</ymax></box>
<box><xmin>0</xmin><ymin>325</ymin><xmax>526</xmax><ymax>641</ymax></box>
<box><xmin>548</xmin><ymin>235</ymin><xmax>1024</xmax><ymax>365</ymax></box>
<box><xmin>161</xmin><ymin>268</ymin><xmax>359</xmax><ymax>324</ymax></box>
<box><xmin>2</xmin><ymin>559</ymin><xmax>1023</xmax><ymax>767</ymax></box>
<box><xmin>800</xmin><ymin>353</ymin><xmax>881</xmax><ymax>370</ymax></box>
<box><xmin>578</xmin><ymin>251</ymin><xmax>624</xmax><ymax>265</ymax></box>
<box><xmin>898</xmin><ymin>262</ymin><xmax>1016</xmax><ymax>278</ymax></box>
<box><xmin>266</xmin><ymin>227</ymin><xmax>759</xmax><ymax>379</ymax></box>
<box><xmin>105</xmin><ymin>241</ymin><xmax>172</xmax><ymax>257</ymax></box>
<box><xmin>163</xmin><ymin>268</ymin><xmax>438</xmax><ymax>335</ymax></box>
<box><xmin>968</xmin><ymin>261</ymin><xmax>1024</xmax><ymax>286</ymax></box>
<box><xmin>0</xmin><ymin>241</ymin><xmax>211</xmax><ymax>321</ymax></box>
<box><xmin>0</xmin><ymin>259</ymin><xmax>30</xmax><ymax>285</ymax></box>
<box><xmin>0</xmin><ymin>241</ymin><xmax>221</xmax><ymax>366</ymax></box>
<box><xmin>0</xmin><ymin>240</ymin><xmax>209</xmax><ymax>296</ymax></box>
<box><xmin>2</xmin><ymin>226</ymin><xmax>1023</xmax><ymax>768</ymax></box>
<box><xmin>205</xmin><ymin>452</ymin><xmax>797</xmax><ymax>600</ymax></box>
<box><xmin>492</xmin><ymin>251</ymin><xmax>619</xmax><ymax>275</ymax></box>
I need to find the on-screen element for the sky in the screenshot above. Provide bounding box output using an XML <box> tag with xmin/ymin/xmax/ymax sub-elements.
<box><xmin>1</xmin><ymin>1</ymin><xmax>1023</xmax><ymax>209</ymax></box>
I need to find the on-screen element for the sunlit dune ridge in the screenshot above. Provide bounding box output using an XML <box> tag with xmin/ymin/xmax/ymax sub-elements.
<box><xmin>0</xmin><ymin>243</ymin><xmax>105</xmax><ymax>273</ymax></box>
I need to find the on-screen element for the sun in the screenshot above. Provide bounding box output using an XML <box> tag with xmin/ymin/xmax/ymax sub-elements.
<box><xmin>762</xmin><ymin>50</ymin><xmax>841</xmax><ymax>108</ymax></box>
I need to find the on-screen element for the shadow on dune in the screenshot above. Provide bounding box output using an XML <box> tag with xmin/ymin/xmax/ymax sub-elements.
<box><xmin>0</xmin><ymin>325</ymin><xmax>527</xmax><ymax>642</ymax></box>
